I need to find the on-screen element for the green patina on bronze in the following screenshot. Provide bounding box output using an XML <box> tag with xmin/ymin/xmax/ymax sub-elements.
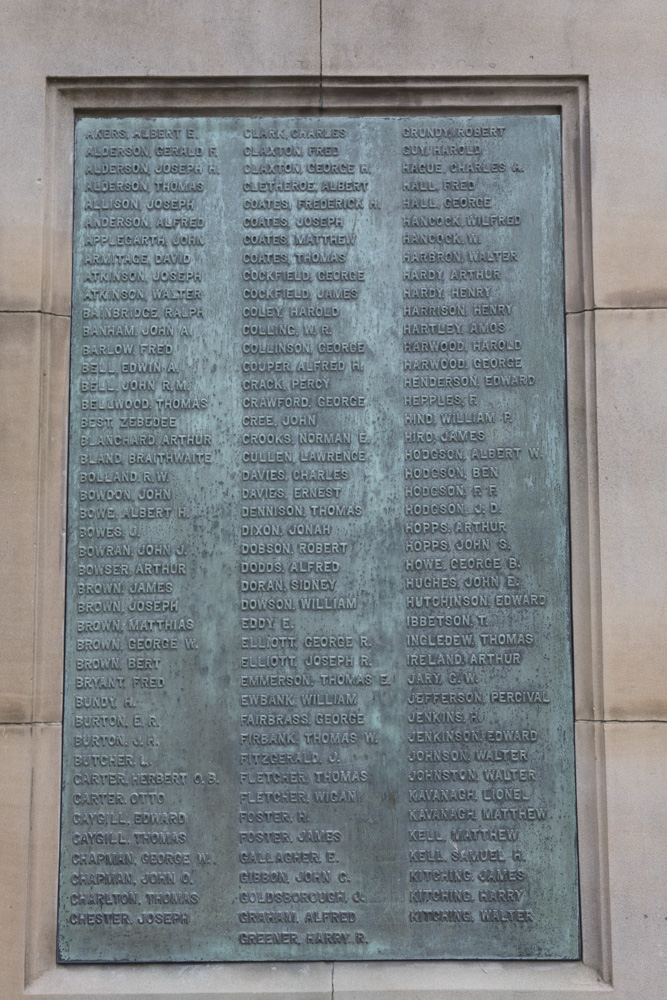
<box><xmin>58</xmin><ymin>115</ymin><xmax>579</xmax><ymax>962</ymax></box>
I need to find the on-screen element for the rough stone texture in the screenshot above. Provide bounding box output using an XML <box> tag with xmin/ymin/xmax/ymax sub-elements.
<box><xmin>596</xmin><ymin>311</ymin><xmax>667</xmax><ymax>720</ymax></box>
<box><xmin>0</xmin><ymin>726</ymin><xmax>32</xmax><ymax>1000</ymax></box>
<box><xmin>0</xmin><ymin>314</ymin><xmax>41</xmax><ymax>722</ymax></box>
<box><xmin>31</xmin><ymin>315</ymin><xmax>69</xmax><ymax>723</ymax></box>
<box><xmin>604</xmin><ymin>723</ymin><xmax>667</xmax><ymax>1000</ymax></box>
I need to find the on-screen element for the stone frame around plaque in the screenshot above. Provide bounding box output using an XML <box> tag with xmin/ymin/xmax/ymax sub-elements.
<box><xmin>23</xmin><ymin>76</ymin><xmax>610</xmax><ymax>998</ymax></box>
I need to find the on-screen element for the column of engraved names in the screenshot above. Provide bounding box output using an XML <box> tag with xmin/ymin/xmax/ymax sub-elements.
<box><xmin>454</xmin><ymin>124</ymin><xmax>549</xmax><ymax>930</ymax></box>
<box><xmin>459</xmin><ymin>124</ymin><xmax>553</xmax><ymax>931</ymax></box>
<box><xmin>63</xmin><ymin>121</ymin><xmax>214</xmax><ymax>941</ymax></box>
<box><xmin>236</xmin><ymin>121</ymin><xmax>374</xmax><ymax>952</ymax></box>
<box><xmin>400</xmin><ymin>121</ymin><xmax>542</xmax><ymax>935</ymax></box>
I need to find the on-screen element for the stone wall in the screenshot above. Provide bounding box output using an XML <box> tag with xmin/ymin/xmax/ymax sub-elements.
<box><xmin>1</xmin><ymin>3</ymin><xmax>665</xmax><ymax>998</ymax></box>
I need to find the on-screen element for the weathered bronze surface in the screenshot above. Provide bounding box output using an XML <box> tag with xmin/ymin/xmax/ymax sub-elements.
<box><xmin>58</xmin><ymin>115</ymin><xmax>579</xmax><ymax>962</ymax></box>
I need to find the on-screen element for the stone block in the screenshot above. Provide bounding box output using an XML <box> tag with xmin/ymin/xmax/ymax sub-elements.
<box><xmin>567</xmin><ymin>312</ymin><xmax>603</xmax><ymax>721</ymax></box>
<box><xmin>0</xmin><ymin>725</ymin><xmax>32</xmax><ymax>1000</ymax></box>
<box><xmin>603</xmin><ymin>721</ymin><xmax>667</xmax><ymax>998</ymax></box>
<box><xmin>0</xmin><ymin>315</ymin><xmax>41</xmax><ymax>722</ymax></box>
<box><xmin>33</xmin><ymin>315</ymin><xmax>69</xmax><ymax>723</ymax></box>
<box><xmin>596</xmin><ymin>310</ymin><xmax>667</xmax><ymax>720</ymax></box>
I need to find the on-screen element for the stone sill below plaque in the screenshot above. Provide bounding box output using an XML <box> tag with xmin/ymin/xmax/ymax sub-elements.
<box><xmin>25</xmin><ymin>961</ymin><xmax>610</xmax><ymax>999</ymax></box>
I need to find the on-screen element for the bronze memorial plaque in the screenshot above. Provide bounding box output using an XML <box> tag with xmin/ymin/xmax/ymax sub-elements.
<box><xmin>58</xmin><ymin>115</ymin><xmax>579</xmax><ymax>962</ymax></box>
